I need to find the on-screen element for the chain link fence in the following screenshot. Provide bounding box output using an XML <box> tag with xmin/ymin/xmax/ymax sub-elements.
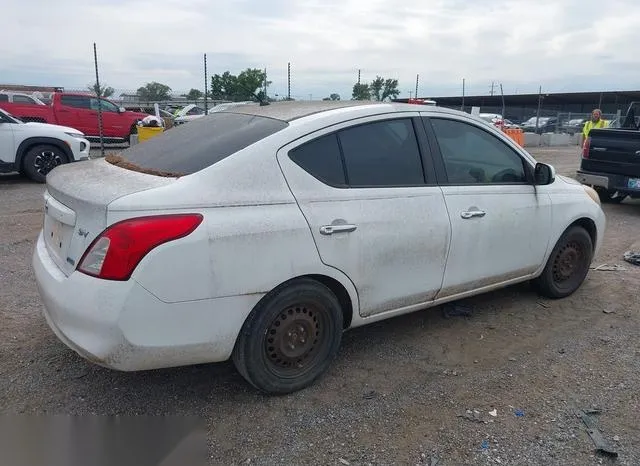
<box><xmin>2</xmin><ymin>80</ymin><xmax>634</xmax><ymax>156</ymax></box>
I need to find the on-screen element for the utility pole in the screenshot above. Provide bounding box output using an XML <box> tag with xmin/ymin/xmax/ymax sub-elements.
<box><xmin>415</xmin><ymin>74</ymin><xmax>419</xmax><ymax>100</ymax></box>
<box><xmin>409</xmin><ymin>91</ymin><xmax>413</xmax><ymax>99</ymax></box>
<box><xmin>490</xmin><ymin>81</ymin><xmax>495</xmax><ymax>96</ymax></box>
<box><xmin>536</xmin><ymin>85</ymin><xmax>543</xmax><ymax>131</ymax></box>
<box><xmin>358</xmin><ymin>69</ymin><xmax>361</xmax><ymax>85</ymax></box>
<box><xmin>287</xmin><ymin>62</ymin><xmax>291</xmax><ymax>100</ymax></box>
<box><xmin>93</xmin><ymin>43</ymin><xmax>105</xmax><ymax>157</ymax></box>
<box><xmin>203</xmin><ymin>53</ymin><xmax>208</xmax><ymax>114</ymax></box>
<box><xmin>264</xmin><ymin>67</ymin><xmax>268</xmax><ymax>98</ymax></box>
<box><xmin>461</xmin><ymin>78</ymin><xmax>465</xmax><ymax>111</ymax></box>
<box><xmin>500</xmin><ymin>83</ymin><xmax>505</xmax><ymax>117</ymax></box>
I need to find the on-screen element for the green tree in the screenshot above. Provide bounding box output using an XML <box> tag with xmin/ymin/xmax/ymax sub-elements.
<box><xmin>381</xmin><ymin>78</ymin><xmax>400</xmax><ymax>101</ymax></box>
<box><xmin>351</xmin><ymin>83</ymin><xmax>370</xmax><ymax>100</ymax></box>
<box><xmin>323</xmin><ymin>93</ymin><xmax>341</xmax><ymax>101</ymax></box>
<box><xmin>182</xmin><ymin>88</ymin><xmax>203</xmax><ymax>100</ymax></box>
<box><xmin>210</xmin><ymin>68</ymin><xmax>270</xmax><ymax>102</ymax></box>
<box><xmin>369</xmin><ymin>76</ymin><xmax>399</xmax><ymax>101</ymax></box>
<box><xmin>88</xmin><ymin>82</ymin><xmax>114</xmax><ymax>98</ymax></box>
<box><xmin>369</xmin><ymin>76</ymin><xmax>384</xmax><ymax>101</ymax></box>
<box><xmin>137</xmin><ymin>82</ymin><xmax>172</xmax><ymax>101</ymax></box>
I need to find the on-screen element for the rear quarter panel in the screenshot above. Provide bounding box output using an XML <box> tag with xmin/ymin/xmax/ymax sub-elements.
<box><xmin>107</xmin><ymin>138</ymin><xmax>360</xmax><ymax>310</ymax></box>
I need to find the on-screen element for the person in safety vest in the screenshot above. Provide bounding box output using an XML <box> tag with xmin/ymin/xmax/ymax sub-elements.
<box><xmin>582</xmin><ymin>108</ymin><xmax>607</xmax><ymax>146</ymax></box>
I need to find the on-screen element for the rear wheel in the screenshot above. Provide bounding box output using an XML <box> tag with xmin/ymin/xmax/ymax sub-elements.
<box><xmin>533</xmin><ymin>226</ymin><xmax>593</xmax><ymax>298</ymax></box>
<box><xmin>22</xmin><ymin>144</ymin><xmax>67</xmax><ymax>183</ymax></box>
<box><xmin>232</xmin><ymin>278</ymin><xmax>343</xmax><ymax>394</ymax></box>
<box><xmin>595</xmin><ymin>187</ymin><xmax>626</xmax><ymax>204</ymax></box>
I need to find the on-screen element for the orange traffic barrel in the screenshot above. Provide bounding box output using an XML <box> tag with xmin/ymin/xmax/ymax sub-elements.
<box><xmin>503</xmin><ymin>128</ymin><xmax>524</xmax><ymax>147</ymax></box>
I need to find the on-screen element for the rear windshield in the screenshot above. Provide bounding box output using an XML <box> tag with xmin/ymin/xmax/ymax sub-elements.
<box><xmin>110</xmin><ymin>112</ymin><xmax>288</xmax><ymax>176</ymax></box>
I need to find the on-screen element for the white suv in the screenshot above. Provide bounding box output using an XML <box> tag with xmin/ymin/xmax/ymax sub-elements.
<box><xmin>0</xmin><ymin>109</ymin><xmax>90</xmax><ymax>182</ymax></box>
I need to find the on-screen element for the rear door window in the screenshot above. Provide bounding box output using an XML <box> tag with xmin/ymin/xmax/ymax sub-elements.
<box><xmin>338</xmin><ymin>119</ymin><xmax>425</xmax><ymax>187</ymax></box>
<box><xmin>112</xmin><ymin>112</ymin><xmax>288</xmax><ymax>175</ymax></box>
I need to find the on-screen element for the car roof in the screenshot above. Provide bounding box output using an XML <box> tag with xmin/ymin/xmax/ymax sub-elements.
<box><xmin>223</xmin><ymin>100</ymin><xmax>466</xmax><ymax>122</ymax></box>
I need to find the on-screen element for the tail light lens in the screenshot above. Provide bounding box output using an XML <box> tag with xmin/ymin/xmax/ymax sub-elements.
<box><xmin>582</xmin><ymin>137</ymin><xmax>591</xmax><ymax>159</ymax></box>
<box><xmin>78</xmin><ymin>214</ymin><xmax>203</xmax><ymax>281</ymax></box>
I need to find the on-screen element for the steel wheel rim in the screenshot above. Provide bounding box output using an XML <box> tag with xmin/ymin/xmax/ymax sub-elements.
<box><xmin>263</xmin><ymin>304</ymin><xmax>326</xmax><ymax>378</ymax></box>
<box><xmin>552</xmin><ymin>240</ymin><xmax>583</xmax><ymax>284</ymax></box>
<box><xmin>34</xmin><ymin>150</ymin><xmax>62</xmax><ymax>175</ymax></box>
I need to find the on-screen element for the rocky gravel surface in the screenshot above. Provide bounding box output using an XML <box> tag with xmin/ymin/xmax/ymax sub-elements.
<box><xmin>1</xmin><ymin>146</ymin><xmax>639</xmax><ymax>465</ymax></box>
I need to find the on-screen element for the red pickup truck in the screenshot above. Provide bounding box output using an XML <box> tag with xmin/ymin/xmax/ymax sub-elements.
<box><xmin>0</xmin><ymin>92</ymin><xmax>148</xmax><ymax>143</ymax></box>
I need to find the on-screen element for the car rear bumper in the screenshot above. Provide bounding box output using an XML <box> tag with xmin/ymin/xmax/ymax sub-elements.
<box><xmin>576</xmin><ymin>169</ymin><xmax>640</xmax><ymax>194</ymax></box>
<box><xmin>32</xmin><ymin>232</ymin><xmax>262</xmax><ymax>371</ymax></box>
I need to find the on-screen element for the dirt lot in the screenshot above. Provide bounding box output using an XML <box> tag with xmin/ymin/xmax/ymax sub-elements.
<box><xmin>1</xmin><ymin>146</ymin><xmax>639</xmax><ymax>465</ymax></box>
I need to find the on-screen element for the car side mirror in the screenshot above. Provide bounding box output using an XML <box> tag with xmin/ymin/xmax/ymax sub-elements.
<box><xmin>118</xmin><ymin>107</ymin><xmax>126</xmax><ymax>114</ymax></box>
<box><xmin>534</xmin><ymin>162</ymin><xmax>555</xmax><ymax>185</ymax></box>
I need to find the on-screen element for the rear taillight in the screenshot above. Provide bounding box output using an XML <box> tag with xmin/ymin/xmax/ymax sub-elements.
<box><xmin>77</xmin><ymin>214</ymin><xmax>203</xmax><ymax>281</ymax></box>
<box><xmin>582</xmin><ymin>137</ymin><xmax>591</xmax><ymax>159</ymax></box>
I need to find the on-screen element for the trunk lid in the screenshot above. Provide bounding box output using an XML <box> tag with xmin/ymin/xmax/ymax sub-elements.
<box><xmin>43</xmin><ymin>158</ymin><xmax>174</xmax><ymax>276</ymax></box>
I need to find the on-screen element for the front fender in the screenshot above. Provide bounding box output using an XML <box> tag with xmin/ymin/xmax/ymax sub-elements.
<box><xmin>16</xmin><ymin>137</ymin><xmax>73</xmax><ymax>169</ymax></box>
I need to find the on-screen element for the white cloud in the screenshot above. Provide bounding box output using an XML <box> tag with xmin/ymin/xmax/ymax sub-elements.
<box><xmin>1</xmin><ymin>0</ymin><xmax>639</xmax><ymax>98</ymax></box>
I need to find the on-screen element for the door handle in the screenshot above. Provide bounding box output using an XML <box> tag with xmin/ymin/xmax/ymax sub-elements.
<box><xmin>319</xmin><ymin>224</ymin><xmax>357</xmax><ymax>235</ymax></box>
<box><xmin>460</xmin><ymin>210</ymin><xmax>486</xmax><ymax>219</ymax></box>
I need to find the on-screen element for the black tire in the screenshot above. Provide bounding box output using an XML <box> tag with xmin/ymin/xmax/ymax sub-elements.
<box><xmin>232</xmin><ymin>278</ymin><xmax>343</xmax><ymax>394</ymax></box>
<box><xmin>595</xmin><ymin>187</ymin><xmax>626</xmax><ymax>204</ymax></box>
<box><xmin>533</xmin><ymin>226</ymin><xmax>593</xmax><ymax>299</ymax></box>
<box><xmin>126</xmin><ymin>124</ymin><xmax>138</xmax><ymax>145</ymax></box>
<box><xmin>22</xmin><ymin>144</ymin><xmax>67</xmax><ymax>183</ymax></box>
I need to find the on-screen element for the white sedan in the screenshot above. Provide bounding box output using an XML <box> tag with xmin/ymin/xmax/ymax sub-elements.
<box><xmin>33</xmin><ymin>102</ymin><xmax>605</xmax><ymax>394</ymax></box>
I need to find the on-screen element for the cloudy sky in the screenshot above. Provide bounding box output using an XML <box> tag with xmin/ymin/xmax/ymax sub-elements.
<box><xmin>2</xmin><ymin>0</ymin><xmax>638</xmax><ymax>99</ymax></box>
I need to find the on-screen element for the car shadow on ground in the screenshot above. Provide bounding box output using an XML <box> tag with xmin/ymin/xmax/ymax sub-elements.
<box><xmin>30</xmin><ymin>282</ymin><xmax>544</xmax><ymax>413</ymax></box>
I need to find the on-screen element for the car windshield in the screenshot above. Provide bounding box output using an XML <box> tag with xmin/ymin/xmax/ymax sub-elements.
<box><xmin>108</xmin><ymin>112</ymin><xmax>289</xmax><ymax>176</ymax></box>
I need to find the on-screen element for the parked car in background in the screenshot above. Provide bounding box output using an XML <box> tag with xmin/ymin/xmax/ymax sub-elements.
<box><xmin>577</xmin><ymin>102</ymin><xmax>640</xmax><ymax>203</ymax></box>
<box><xmin>478</xmin><ymin>113</ymin><xmax>504</xmax><ymax>126</ymax></box>
<box><xmin>0</xmin><ymin>92</ymin><xmax>148</xmax><ymax>143</ymax></box>
<box><xmin>173</xmin><ymin>104</ymin><xmax>206</xmax><ymax>125</ymax></box>
<box><xmin>503</xmin><ymin>119</ymin><xmax>520</xmax><ymax>129</ymax></box>
<box><xmin>33</xmin><ymin>101</ymin><xmax>605</xmax><ymax>394</ymax></box>
<box><xmin>124</xmin><ymin>106</ymin><xmax>175</xmax><ymax>129</ymax></box>
<box><xmin>561</xmin><ymin>118</ymin><xmax>587</xmax><ymax>135</ymax></box>
<box><xmin>0</xmin><ymin>90</ymin><xmax>47</xmax><ymax>106</ymax></box>
<box><xmin>0</xmin><ymin>108</ymin><xmax>89</xmax><ymax>182</ymax></box>
<box><xmin>478</xmin><ymin>114</ymin><xmax>520</xmax><ymax>130</ymax></box>
<box><xmin>208</xmin><ymin>101</ymin><xmax>256</xmax><ymax>113</ymax></box>
<box><xmin>521</xmin><ymin>117</ymin><xmax>559</xmax><ymax>134</ymax></box>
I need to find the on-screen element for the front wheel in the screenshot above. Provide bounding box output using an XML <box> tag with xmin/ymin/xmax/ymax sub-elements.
<box><xmin>22</xmin><ymin>144</ymin><xmax>67</xmax><ymax>183</ymax></box>
<box><xmin>232</xmin><ymin>278</ymin><xmax>343</xmax><ymax>394</ymax></box>
<box><xmin>533</xmin><ymin>226</ymin><xmax>593</xmax><ymax>299</ymax></box>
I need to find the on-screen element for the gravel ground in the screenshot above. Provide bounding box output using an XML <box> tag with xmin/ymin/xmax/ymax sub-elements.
<box><xmin>1</xmin><ymin>145</ymin><xmax>639</xmax><ymax>465</ymax></box>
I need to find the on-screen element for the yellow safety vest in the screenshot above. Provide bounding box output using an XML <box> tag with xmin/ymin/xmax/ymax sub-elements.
<box><xmin>582</xmin><ymin>119</ymin><xmax>607</xmax><ymax>138</ymax></box>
